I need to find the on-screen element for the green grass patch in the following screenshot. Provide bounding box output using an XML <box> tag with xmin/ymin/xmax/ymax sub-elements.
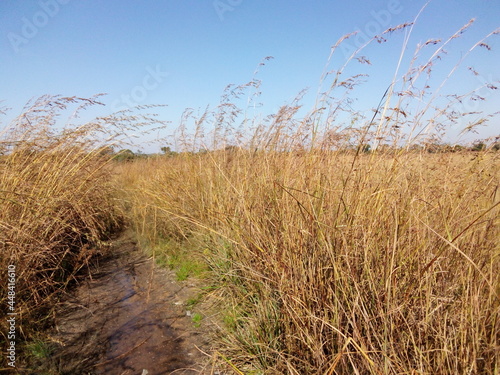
<box><xmin>139</xmin><ymin>235</ymin><xmax>209</xmax><ymax>281</ymax></box>
<box><xmin>186</xmin><ymin>293</ymin><xmax>203</xmax><ymax>308</ymax></box>
<box><xmin>26</xmin><ymin>339</ymin><xmax>54</xmax><ymax>360</ymax></box>
<box><xmin>191</xmin><ymin>312</ymin><xmax>203</xmax><ymax>327</ymax></box>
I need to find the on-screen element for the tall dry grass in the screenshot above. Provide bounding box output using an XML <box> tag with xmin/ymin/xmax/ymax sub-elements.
<box><xmin>119</xmin><ymin>148</ymin><xmax>499</xmax><ymax>374</ymax></box>
<box><xmin>0</xmin><ymin>96</ymin><xmax>166</xmax><ymax>353</ymax></box>
<box><xmin>117</xmin><ymin>19</ymin><xmax>500</xmax><ymax>374</ymax></box>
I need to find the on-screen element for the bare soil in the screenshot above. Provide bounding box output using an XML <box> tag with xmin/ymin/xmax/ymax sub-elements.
<box><xmin>42</xmin><ymin>233</ymin><xmax>213</xmax><ymax>375</ymax></box>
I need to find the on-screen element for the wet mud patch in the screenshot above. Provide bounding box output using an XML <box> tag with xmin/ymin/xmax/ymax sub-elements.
<box><xmin>45</xmin><ymin>234</ymin><xmax>211</xmax><ymax>375</ymax></box>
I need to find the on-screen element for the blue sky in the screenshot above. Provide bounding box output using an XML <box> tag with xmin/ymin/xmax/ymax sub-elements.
<box><xmin>1</xmin><ymin>0</ymin><xmax>499</xmax><ymax>151</ymax></box>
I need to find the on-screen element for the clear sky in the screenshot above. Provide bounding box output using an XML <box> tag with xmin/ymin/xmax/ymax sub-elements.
<box><xmin>1</xmin><ymin>0</ymin><xmax>499</xmax><ymax>151</ymax></box>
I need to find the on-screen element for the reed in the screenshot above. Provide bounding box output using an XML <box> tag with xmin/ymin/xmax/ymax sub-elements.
<box><xmin>118</xmin><ymin>19</ymin><xmax>500</xmax><ymax>374</ymax></box>
<box><xmin>0</xmin><ymin>95</ymin><xmax>166</xmax><ymax>367</ymax></box>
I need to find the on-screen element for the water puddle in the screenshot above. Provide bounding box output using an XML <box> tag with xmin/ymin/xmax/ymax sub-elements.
<box><xmin>48</xmin><ymin>235</ymin><xmax>209</xmax><ymax>374</ymax></box>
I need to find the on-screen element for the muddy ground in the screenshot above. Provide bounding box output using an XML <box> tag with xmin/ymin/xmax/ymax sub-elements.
<box><xmin>39</xmin><ymin>233</ymin><xmax>216</xmax><ymax>375</ymax></box>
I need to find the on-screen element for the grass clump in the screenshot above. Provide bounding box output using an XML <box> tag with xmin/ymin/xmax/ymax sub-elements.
<box><xmin>122</xmin><ymin>149</ymin><xmax>499</xmax><ymax>374</ymax></box>
<box><xmin>0</xmin><ymin>96</ymin><xmax>119</xmax><ymax>313</ymax></box>
<box><xmin>191</xmin><ymin>312</ymin><xmax>203</xmax><ymax>328</ymax></box>
<box><xmin>135</xmin><ymin>233</ymin><xmax>209</xmax><ymax>282</ymax></box>
<box><xmin>0</xmin><ymin>95</ymin><xmax>165</xmax><ymax>368</ymax></box>
<box><xmin>117</xmin><ymin>17</ymin><xmax>500</xmax><ymax>375</ymax></box>
<box><xmin>25</xmin><ymin>339</ymin><xmax>54</xmax><ymax>360</ymax></box>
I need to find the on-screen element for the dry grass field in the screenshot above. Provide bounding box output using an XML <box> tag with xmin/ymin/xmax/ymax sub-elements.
<box><xmin>118</xmin><ymin>147</ymin><xmax>499</xmax><ymax>374</ymax></box>
<box><xmin>1</xmin><ymin>23</ymin><xmax>499</xmax><ymax>374</ymax></box>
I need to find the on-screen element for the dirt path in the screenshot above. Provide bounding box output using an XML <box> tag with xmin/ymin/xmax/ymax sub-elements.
<box><xmin>46</xmin><ymin>233</ymin><xmax>213</xmax><ymax>375</ymax></box>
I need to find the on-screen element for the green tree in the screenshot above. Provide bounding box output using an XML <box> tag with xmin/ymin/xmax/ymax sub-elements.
<box><xmin>161</xmin><ymin>146</ymin><xmax>177</xmax><ymax>157</ymax></box>
<box><xmin>471</xmin><ymin>142</ymin><xmax>486</xmax><ymax>152</ymax></box>
<box><xmin>114</xmin><ymin>149</ymin><xmax>135</xmax><ymax>162</ymax></box>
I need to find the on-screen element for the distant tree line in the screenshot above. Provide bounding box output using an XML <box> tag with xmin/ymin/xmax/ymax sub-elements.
<box><xmin>105</xmin><ymin>140</ymin><xmax>500</xmax><ymax>162</ymax></box>
<box><xmin>357</xmin><ymin>141</ymin><xmax>499</xmax><ymax>154</ymax></box>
